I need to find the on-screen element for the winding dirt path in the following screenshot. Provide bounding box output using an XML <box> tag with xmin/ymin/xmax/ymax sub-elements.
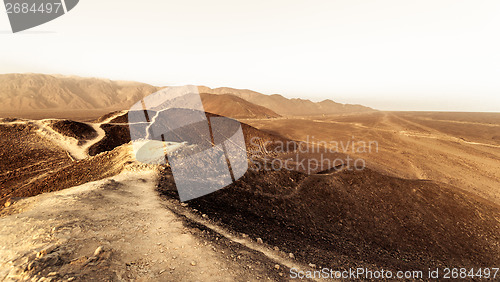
<box><xmin>81</xmin><ymin>111</ymin><xmax>128</xmax><ymax>157</ymax></box>
<box><xmin>29</xmin><ymin>111</ymin><xmax>127</xmax><ymax>160</ymax></box>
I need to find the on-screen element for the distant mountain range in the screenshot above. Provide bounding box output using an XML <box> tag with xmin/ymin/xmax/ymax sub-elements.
<box><xmin>0</xmin><ymin>73</ymin><xmax>158</xmax><ymax>113</ymax></box>
<box><xmin>198</xmin><ymin>86</ymin><xmax>374</xmax><ymax>116</ymax></box>
<box><xmin>0</xmin><ymin>74</ymin><xmax>374</xmax><ymax>119</ymax></box>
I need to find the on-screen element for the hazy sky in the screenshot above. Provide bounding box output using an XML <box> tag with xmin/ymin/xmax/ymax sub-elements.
<box><xmin>1</xmin><ymin>0</ymin><xmax>500</xmax><ymax>111</ymax></box>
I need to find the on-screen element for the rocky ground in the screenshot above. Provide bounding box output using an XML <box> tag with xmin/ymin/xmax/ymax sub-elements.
<box><xmin>1</xmin><ymin>164</ymin><xmax>312</xmax><ymax>281</ymax></box>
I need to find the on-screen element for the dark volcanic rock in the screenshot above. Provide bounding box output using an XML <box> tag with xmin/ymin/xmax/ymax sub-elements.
<box><xmin>88</xmin><ymin>124</ymin><xmax>131</xmax><ymax>156</ymax></box>
<box><xmin>94</xmin><ymin>111</ymin><xmax>127</xmax><ymax>123</ymax></box>
<box><xmin>157</xmin><ymin>166</ymin><xmax>500</xmax><ymax>273</ymax></box>
<box><xmin>50</xmin><ymin>120</ymin><xmax>98</xmax><ymax>141</ymax></box>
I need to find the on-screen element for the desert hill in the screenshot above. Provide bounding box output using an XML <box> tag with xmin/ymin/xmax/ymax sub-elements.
<box><xmin>198</xmin><ymin>86</ymin><xmax>374</xmax><ymax>116</ymax></box>
<box><xmin>243</xmin><ymin>111</ymin><xmax>500</xmax><ymax>205</ymax></box>
<box><xmin>199</xmin><ymin>93</ymin><xmax>280</xmax><ymax>119</ymax></box>
<box><xmin>0</xmin><ymin>113</ymin><xmax>135</xmax><ymax>208</ymax></box>
<box><xmin>89</xmin><ymin>111</ymin><xmax>295</xmax><ymax>157</ymax></box>
<box><xmin>162</xmin><ymin>166</ymin><xmax>500</xmax><ymax>272</ymax></box>
<box><xmin>0</xmin><ymin>111</ymin><xmax>294</xmax><ymax>208</ymax></box>
<box><xmin>1</xmin><ymin>111</ymin><xmax>499</xmax><ymax>280</ymax></box>
<box><xmin>0</xmin><ymin>74</ymin><xmax>372</xmax><ymax>120</ymax></box>
<box><xmin>0</xmin><ymin>74</ymin><xmax>159</xmax><ymax>119</ymax></box>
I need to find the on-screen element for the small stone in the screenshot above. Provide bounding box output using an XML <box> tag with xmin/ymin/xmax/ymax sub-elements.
<box><xmin>3</xmin><ymin>197</ymin><xmax>23</xmax><ymax>207</ymax></box>
<box><xmin>27</xmin><ymin>261</ymin><xmax>38</xmax><ymax>271</ymax></box>
<box><xmin>202</xmin><ymin>214</ymin><xmax>207</xmax><ymax>218</ymax></box>
<box><xmin>273</xmin><ymin>246</ymin><xmax>279</xmax><ymax>251</ymax></box>
<box><xmin>309</xmin><ymin>263</ymin><xmax>317</xmax><ymax>268</ymax></box>
<box><xmin>48</xmin><ymin>272</ymin><xmax>58</xmax><ymax>276</ymax></box>
<box><xmin>24</xmin><ymin>253</ymin><xmax>36</xmax><ymax>263</ymax></box>
<box><xmin>256</xmin><ymin>238</ymin><xmax>263</xmax><ymax>244</ymax></box>
<box><xmin>241</xmin><ymin>233</ymin><xmax>249</xmax><ymax>238</ymax></box>
<box><xmin>279</xmin><ymin>272</ymin><xmax>284</xmax><ymax>277</ymax></box>
<box><xmin>289</xmin><ymin>253</ymin><xmax>295</xmax><ymax>259</ymax></box>
<box><xmin>36</xmin><ymin>245</ymin><xmax>56</xmax><ymax>258</ymax></box>
<box><xmin>191</xmin><ymin>261</ymin><xmax>197</xmax><ymax>266</ymax></box>
<box><xmin>93</xmin><ymin>246</ymin><xmax>104</xmax><ymax>256</ymax></box>
<box><xmin>181</xmin><ymin>203</ymin><xmax>188</xmax><ymax>207</ymax></box>
<box><xmin>274</xmin><ymin>264</ymin><xmax>280</xmax><ymax>270</ymax></box>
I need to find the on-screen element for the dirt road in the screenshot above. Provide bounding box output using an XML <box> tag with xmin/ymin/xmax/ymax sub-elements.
<box><xmin>0</xmin><ymin>167</ymin><xmax>298</xmax><ymax>281</ymax></box>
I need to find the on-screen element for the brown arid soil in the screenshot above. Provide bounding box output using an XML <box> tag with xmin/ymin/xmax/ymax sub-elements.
<box><xmin>160</xmin><ymin>166</ymin><xmax>499</xmax><ymax>274</ymax></box>
<box><xmin>1</xmin><ymin>164</ymin><xmax>295</xmax><ymax>281</ymax></box>
<box><xmin>0</xmin><ymin>112</ymin><xmax>323</xmax><ymax>281</ymax></box>
<box><xmin>241</xmin><ymin>111</ymin><xmax>500</xmax><ymax>205</ymax></box>
<box><xmin>0</xmin><ymin>109</ymin><xmax>499</xmax><ymax>281</ymax></box>
<box><xmin>0</xmin><ymin>113</ymin><xmax>133</xmax><ymax>208</ymax></box>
